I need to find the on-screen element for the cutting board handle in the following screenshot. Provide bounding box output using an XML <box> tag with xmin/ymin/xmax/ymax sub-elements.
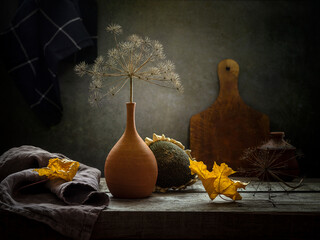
<box><xmin>217</xmin><ymin>59</ymin><xmax>240</xmax><ymax>100</ymax></box>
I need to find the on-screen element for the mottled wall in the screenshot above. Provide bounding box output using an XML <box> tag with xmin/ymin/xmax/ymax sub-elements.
<box><xmin>1</xmin><ymin>0</ymin><xmax>319</xmax><ymax>177</ymax></box>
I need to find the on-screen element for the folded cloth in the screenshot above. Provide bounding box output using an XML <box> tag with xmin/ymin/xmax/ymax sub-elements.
<box><xmin>0</xmin><ymin>145</ymin><xmax>109</xmax><ymax>240</ymax></box>
<box><xmin>0</xmin><ymin>0</ymin><xmax>97</xmax><ymax>126</ymax></box>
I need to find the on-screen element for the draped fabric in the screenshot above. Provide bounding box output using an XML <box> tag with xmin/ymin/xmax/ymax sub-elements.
<box><xmin>0</xmin><ymin>0</ymin><xmax>97</xmax><ymax>126</ymax></box>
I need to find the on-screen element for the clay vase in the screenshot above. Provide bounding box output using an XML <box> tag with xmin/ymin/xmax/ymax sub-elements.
<box><xmin>104</xmin><ymin>102</ymin><xmax>158</xmax><ymax>198</ymax></box>
<box><xmin>257</xmin><ymin>132</ymin><xmax>300</xmax><ymax>181</ymax></box>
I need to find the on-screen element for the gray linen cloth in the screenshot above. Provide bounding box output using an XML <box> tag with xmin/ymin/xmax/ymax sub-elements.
<box><xmin>0</xmin><ymin>145</ymin><xmax>109</xmax><ymax>240</ymax></box>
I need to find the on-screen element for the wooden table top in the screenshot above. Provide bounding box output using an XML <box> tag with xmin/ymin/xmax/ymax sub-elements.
<box><xmin>1</xmin><ymin>178</ymin><xmax>319</xmax><ymax>240</ymax></box>
<box><xmin>93</xmin><ymin>178</ymin><xmax>320</xmax><ymax>239</ymax></box>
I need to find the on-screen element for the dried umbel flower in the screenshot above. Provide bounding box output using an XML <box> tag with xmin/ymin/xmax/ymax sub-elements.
<box><xmin>75</xmin><ymin>24</ymin><xmax>183</xmax><ymax>106</ymax></box>
<box><xmin>240</xmin><ymin>145</ymin><xmax>303</xmax><ymax>189</ymax></box>
<box><xmin>106</xmin><ymin>23</ymin><xmax>123</xmax><ymax>35</ymax></box>
<box><xmin>74</xmin><ymin>62</ymin><xmax>88</xmax><ymax>77</ymax></box>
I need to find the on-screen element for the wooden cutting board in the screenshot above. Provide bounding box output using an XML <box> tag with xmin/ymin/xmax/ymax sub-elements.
<box><xmin>190</xmin><ymin>59</ymin><xmax>270</xmax><ymax>172</ymax></box>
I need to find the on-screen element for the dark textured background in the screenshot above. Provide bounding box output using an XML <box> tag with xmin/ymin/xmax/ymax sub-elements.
<box><xmin>1</xmin><ymin>0</ymin><xmax>319</xmax><ymax>177</ymax></box>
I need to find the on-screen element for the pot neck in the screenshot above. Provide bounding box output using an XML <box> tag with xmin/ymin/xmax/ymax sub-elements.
<box><xmin>125</xmin><ymin>102</ymin><xmax>137</xmax><ymax>134</ymax></box>
<box><xmin>269</xmin><ymin>132</ymin><xmax>285</xmax><ymax>144</ymax></box>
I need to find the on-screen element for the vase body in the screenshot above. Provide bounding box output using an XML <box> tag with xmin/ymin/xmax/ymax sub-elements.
<box><xmin>104</xmin><ymin>102</ymin><xmax>158</xmax><ymax>198</ymax></box>
<box><xmin>257</xmin><ymin>132</ymin><xmax>299</xmax><ymax>181</ymax></box>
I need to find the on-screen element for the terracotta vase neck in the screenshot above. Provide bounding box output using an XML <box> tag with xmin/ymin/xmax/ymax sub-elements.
<box><xmin>125</xmin><ymin>102</ymin><xmax>137</xmax><ymax>134</ymax></box>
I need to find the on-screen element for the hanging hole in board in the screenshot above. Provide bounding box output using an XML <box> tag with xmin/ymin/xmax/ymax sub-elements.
<box><xmin>226</xmin><ymin>66</ymin><xmax>230</xmax><ymax>71</ymax></box>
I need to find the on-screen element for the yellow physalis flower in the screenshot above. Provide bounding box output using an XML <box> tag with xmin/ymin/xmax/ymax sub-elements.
<box><xmin>189</xmin><ymin>160</ymin><xmax>248</xmax><ymax>200</ymax></box>
<box><xmin>34</xmin><ymin>158</ymin><xmax>80</xmax><ymax>181</ymax></box>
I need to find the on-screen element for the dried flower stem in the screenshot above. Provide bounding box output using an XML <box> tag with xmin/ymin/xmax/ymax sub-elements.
<box><xmin>133</xmin><ymin>55</ymin><xmax>153</xmax><ymax>74</ymax></box>
<box><xmin>130</xmin><ymin>76</ymin><xmax>133</xmax><ymax>103</ymax></box>
<box><xmin>138</xmin><ymin>78</ymin><xmax>176</xmax><ymax>89</ymax></box>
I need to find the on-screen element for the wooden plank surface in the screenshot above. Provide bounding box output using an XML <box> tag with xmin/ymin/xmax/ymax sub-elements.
<box><xmin>92</xmin><ymin>178</ymin><xmax>320</xmax><ymax>239</ymax></box>
<box><xmin>98</xmin><ymin>191</ymin><xmax>320</xmax><ymax>213</ymax></box>
<box><xmin>189</xmin><ymin>59</ymin><xmax>270</xmax><ymax>171</ymax></box>
<box><xmin>98</xmin><ymin>178</ymin><xmax>320</xmax><ymax>213</ymax></box>
<box><xmin>1</xmin><ymin>178</ymin><xmax>319</xmax><ymax>240</ymax></box>
<box><xmin>100</xmin><ymin>177</ymin><xmax>320</xmax><ymax>193</ymax></box>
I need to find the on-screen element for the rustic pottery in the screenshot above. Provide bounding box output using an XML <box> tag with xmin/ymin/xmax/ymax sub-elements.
<box><xmin>257</xmin><ymin>132</ymin><xmax>300</xmax><ymax>181</ymax></box>
<box><xmin>104</xmin><ymin>102</ymin><xmax>158</xmax><ymax>198</ymax></box>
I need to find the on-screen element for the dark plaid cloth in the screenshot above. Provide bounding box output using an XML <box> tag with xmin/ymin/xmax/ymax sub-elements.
<box><xmin>0</xmin><ymin>0</ymin><xmax>97</xmax><ymax>126</ymax></box>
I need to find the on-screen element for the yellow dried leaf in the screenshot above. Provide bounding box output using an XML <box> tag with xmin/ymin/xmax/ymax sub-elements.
<box><xmin>34</xmin><ymin>158</ymin><xmax>80</xmax><ymax>181</ymax></box>
<box><xmin>189</xmin><ymin>159</ymin><xmax>215</xmax><ymax>180</ymax></box>
<box><xmin>189</xmin><ymin>160</ymin><xmax>248</xmax><ymax>201</ymax></box>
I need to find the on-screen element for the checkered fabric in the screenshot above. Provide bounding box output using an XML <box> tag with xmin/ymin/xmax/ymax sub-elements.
<box><xmin>0</xmin><ymin>0</ymin><xmax>97</xmax><ymax>126</ymax></box>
